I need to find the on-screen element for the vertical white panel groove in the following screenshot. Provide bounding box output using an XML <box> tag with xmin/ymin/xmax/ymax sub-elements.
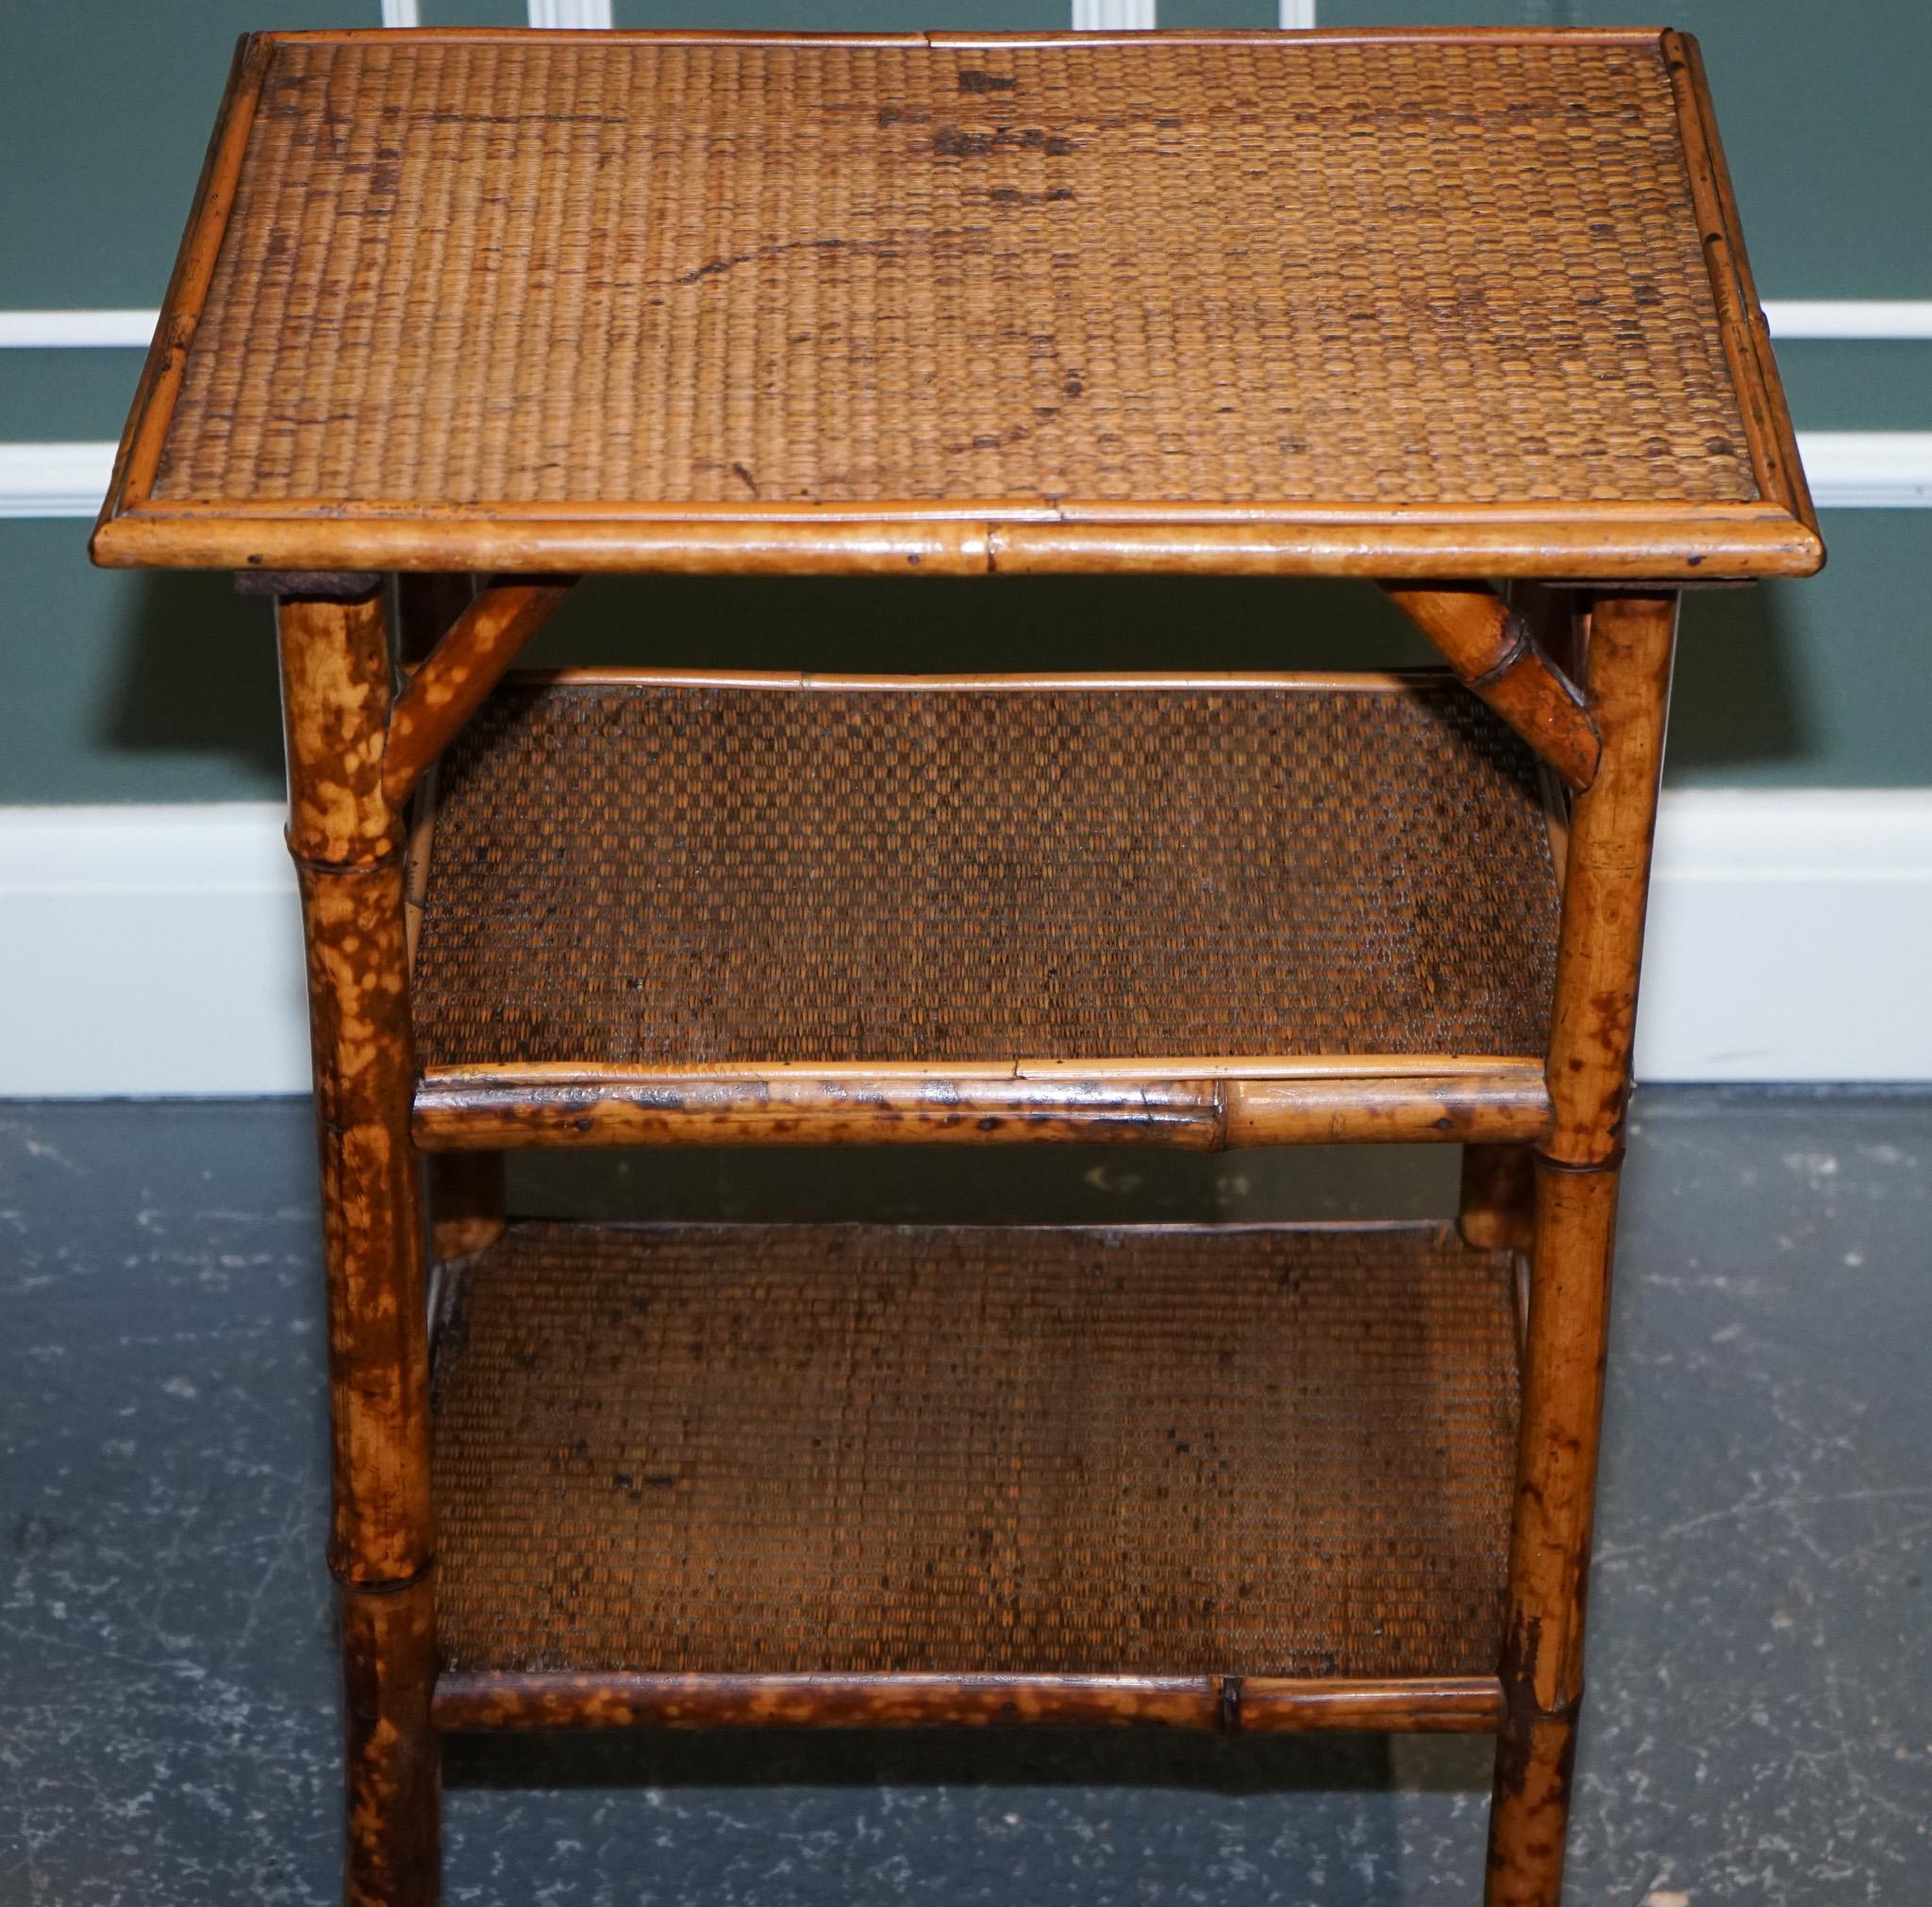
<box><xmin>6</xmin><ymin>435</ymin><xmax>1927</xmax><ymax>517</ymax></box>
<box><xmin>8</xmin><ymin>794</ymin><xmax>1929</xmax><ymax>1092</ymax></box>
<box><xmin>528</xmin><ymin>0</ymin><xmax>615</xmax><ymax>26</ymax></box>
<box><xmin>1072</xmin><ymin>1</ymin><xmax>1158</xmax><ymax>28</ymax></box>
<box><xmin>9</xmin><ymin>303</ymin><xmax>1932</xmax><ymax>350</ymax></box>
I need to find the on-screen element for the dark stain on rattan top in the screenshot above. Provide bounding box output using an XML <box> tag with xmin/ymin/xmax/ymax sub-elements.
<box><xmin>155</xmin><ymin>37</ymin><xmax>1755</xmax><ymax>509</ymax></box>
<box><xmin>410</xmin><ymin>678</ymin><xmax>1561</xmax><ymax>1069</ymax></box>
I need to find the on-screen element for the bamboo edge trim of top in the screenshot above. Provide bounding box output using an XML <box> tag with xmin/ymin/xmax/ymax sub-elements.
<box><xmin>273</xmin><ymin>27</ymin><xmax>1672</xmax><ymax>47</ymax></box>
<box><xmin>92</xmin><ymin>513</ymin><xmax>1824</xmax><ymax>578</ymax></box>
<box><xmin>1661</xmin><ymin>31</ymin><xmax>1820</xmax><ymax>546</ymax></box>
<box><xmin>430</xmin><ymin>1671</ymin><xmax>1507</xmax><ymax>1734</ymax></box>
<box><xmin>92</xmin><ymin>34</ymin><xmax>272</xmax><ymax>537</ymax></box>
<box><xmin>1682</xmin><ymin>31</ymin><xmax>1816</xmax><ymax>540</ymax></box>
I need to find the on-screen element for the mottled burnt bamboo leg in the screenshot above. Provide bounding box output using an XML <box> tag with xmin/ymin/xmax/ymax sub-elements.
<box><xmin>396</xmin><ymin>574</ymin><xmax>506</xmax><ymax>1267</ymax></box>
<box><xmin>279</xmin><ymin>588</ymin><xmax>440</xmax><ymax>1907</ymax></box>
<box><xmin>1485</xmin><ymin>591</ymin><xmax>1678</xmax><ymax>1907</ymax></box>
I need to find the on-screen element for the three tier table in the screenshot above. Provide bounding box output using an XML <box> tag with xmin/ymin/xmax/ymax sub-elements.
<box><xmin>92</xmin><ymin>26</ymin><xmax>1822</xmax><ymax>1907</ymax></box>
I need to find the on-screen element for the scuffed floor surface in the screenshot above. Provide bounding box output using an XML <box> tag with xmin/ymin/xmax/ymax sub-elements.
<box><xmin>2</xmin><ymin>1092</ymin><xmax>1926</xmax><ymax>1905</ymax></box>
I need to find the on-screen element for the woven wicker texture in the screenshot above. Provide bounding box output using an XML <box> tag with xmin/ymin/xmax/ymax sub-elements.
<box><xmin>433</xmin><ymin>1220</ymin><xmax>1519</xmax><ymax>1678</ymax></box>
<box><xmin>157</xmin><ymin>35</ymin><xmax>1752</xmax><ymax>509</ymax></box>
<box><xmin>411</xmin><ymin>677</ymin><xmax>1560</xmax><ymax>1069</ymax></box>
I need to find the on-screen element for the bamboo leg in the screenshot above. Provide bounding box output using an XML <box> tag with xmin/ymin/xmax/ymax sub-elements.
<box><xmin>279</xmin><ymin>589</ymin><xmax>440</xmax><ymax>1907</ymax></box>
<box><xmin>341</xmin><ymin>1576</ymin><xmax>440</xmax><ymax>1907</ymax></box>
<box><xmin>1485</xmin><ymin>591</ymin><xmax>1677</xmax><ymax>1907</ymax></box>
<box><xmin>395</xmin><ymin>575</ymin><xmax>507</xmax><ymax>1269</ymax></box>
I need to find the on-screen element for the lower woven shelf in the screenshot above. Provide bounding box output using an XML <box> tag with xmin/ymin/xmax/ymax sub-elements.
<box><xmin>431</xmin><ymin>1219</ymin><xmax>1520</xmax><ymax>1733</ymax></box>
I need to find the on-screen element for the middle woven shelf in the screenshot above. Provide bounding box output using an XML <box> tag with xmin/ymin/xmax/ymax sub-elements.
<box><xmin>407</xmin><ymin>669</ymin><xmax>1563</xmax><ymax>1151</ymax></box>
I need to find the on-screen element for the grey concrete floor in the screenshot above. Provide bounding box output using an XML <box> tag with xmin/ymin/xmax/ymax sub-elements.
<box><xmin>1</xmin><ymin>1091</ymin><xmax>1926</xmax><ymax>1906</ymax></box>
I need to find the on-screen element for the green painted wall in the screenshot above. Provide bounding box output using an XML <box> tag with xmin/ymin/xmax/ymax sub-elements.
<box><xmin>11</xmin><ymin>516</ymin><xmax>1930</xmax><ymax>804</ymax></box>
<box><xmin>3</xmin><ymin>1</ymin><xmax>1928</xmax><ymax>802</ymax></box>
<box><xmin>1323</xmin><ymin>0</ymin><xmax>1932</xmax><ymax>301</ymax></box>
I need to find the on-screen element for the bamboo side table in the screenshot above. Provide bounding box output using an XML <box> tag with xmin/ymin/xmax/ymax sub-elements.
<box><xmin>93</xmin><ymin>27</ymin><xmax>1820</xmax><ymax>1907</ymax></box>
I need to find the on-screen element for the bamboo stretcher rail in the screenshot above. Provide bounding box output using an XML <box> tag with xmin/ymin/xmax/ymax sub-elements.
<box><xmin>411</xmin><ymin>1068</ymin><xmax>1553</xmax><ymax>1152</ymax></box>
<box><xmin>1224</xmin><ymin>1074</ymin><xmax>1551</xmax><ymax>1147</ymax></box>
<box><xmin>431</xmin><ymin>1671</ymin><xmax>1506</xmax><ymax>1734</ymax></box>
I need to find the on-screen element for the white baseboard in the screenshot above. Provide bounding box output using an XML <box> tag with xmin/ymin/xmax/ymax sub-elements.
<box><xmin>2</xmin><ymin>792</ymin><xmax>1926</xmax><ymax>1097</ymax></box>
<box><xmin>1635</xmin><ymin>790</ymin><xmax>1932</xmax><ymax>1082</ymax></box>
<box><xmin>0</xmin><ymin>805</ymin><xmax>311</xmax><ymax>1097</ymax></box>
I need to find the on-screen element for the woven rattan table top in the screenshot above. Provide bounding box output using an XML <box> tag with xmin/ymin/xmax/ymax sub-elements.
<box><xmin>93</xmin><ymin>28</ymin><xmax>1819</xmax><ymax>578</ymax></box>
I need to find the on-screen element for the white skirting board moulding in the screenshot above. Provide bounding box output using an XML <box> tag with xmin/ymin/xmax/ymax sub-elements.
<box><xmin>2</xmin><ymin>792</ymin><xmax>1927</xmax><ymax>1096</ymax></box>
<box><xmin>7</xmin><ymin>433</ymin><xmax>1932</xmax><ymax>517</ymax></box>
